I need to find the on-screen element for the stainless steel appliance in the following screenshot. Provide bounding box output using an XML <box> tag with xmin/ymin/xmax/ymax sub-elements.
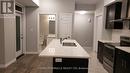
<box><xmin>103</xmin><ymin>36</ymin><xmax>130</xmax><ymax>73</ymax></box>
<box><xmin>103</xmin><ymin>43</ymin><xmax>116</xmax><ymax>73</ymax></box>
<box><xmin>120</xmin><ymin>36</ymin><xmax>130</xmax><ymax>46</ymax></box>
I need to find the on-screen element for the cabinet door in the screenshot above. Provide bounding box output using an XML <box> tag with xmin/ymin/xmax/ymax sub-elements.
<box><xmin>106</xmin><ymin>4</ymin><xmax>115</xmax><ymax>29</ymax></box>
<box><xmin>97</xmin><ymin>41</ymin><xmax>104</xmax><ymax>63</ymax></box>
<box><xmin>121</xmin><ymin>0</ymin><xmax>129</xmax><ymax>18</ymax></box>
<box><xmin>115</xmin><ymin>49</ymin><xmax>124</xmax><ymax>73</ymax></box>
<box><xmin>123</xmin><ymin>52</ymin><xmax>130</xmax><ymax>73</ymax></box>
<box><xmin>115</xmin><ymin>49</ymin><xmax>130</xmax><ymax>73</ymax></box>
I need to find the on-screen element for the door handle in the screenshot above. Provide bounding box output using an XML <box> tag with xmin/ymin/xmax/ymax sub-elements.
<box><xmin>21</xmin><ymin>34</ymin><xmax>23</xmax><ymax>39</ymax></box>
<box><xmin>21</xmin><ymin>36</ymin><xmax>23</xmax><ymax>39</ymax></box>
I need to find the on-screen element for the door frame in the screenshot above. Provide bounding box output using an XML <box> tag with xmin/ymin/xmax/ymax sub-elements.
<box><xmin>93</xmin><ymin>14</ymin><xmax>103</xmax><ymax>52</ymax></box>
<box><xmin>15</xmin><ymin>2</ymin><xmax>26</xmax><ymax>55</ymax></box>
<box><xmin>37</xmin><ymin>12</ymin><xmax>58</xmax><ymax>53</ymax></box>
<box><xmin>16</xmin><ymin>13</ymin><xmax>23</xmax><ymax>57</ymax></box>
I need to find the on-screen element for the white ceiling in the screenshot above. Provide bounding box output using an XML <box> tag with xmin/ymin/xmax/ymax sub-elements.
<box><xmin>76</xmin><ymin>0</ymin><xmax>100</xmax><ymax>4</ymax></box>
<box><xmin>16</xmin><ymin>0</ymin><xmax>100</xmax><ymax>6</ymax></box>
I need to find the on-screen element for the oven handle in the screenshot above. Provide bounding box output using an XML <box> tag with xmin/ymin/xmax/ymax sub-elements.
<box><xmin>104</xmin><ymin>44</ymin><xmax>115</xmax><ymax>50</ymax></box>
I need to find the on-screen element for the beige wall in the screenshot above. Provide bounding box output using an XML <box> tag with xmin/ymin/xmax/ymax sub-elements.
<box><xmin>0</xmin><ymin>15</ymin><xmax>16</xmax><ymax>66</ymax></box>
<box><xmin>4</xmin><ymin>16</ymin><xmax>16</xmax><ymax>64</ymax></box>
<box><xmin>0</xmin><ymin>0</ymin><xmax>16</xmax><ymax>66</ymax></box>
<box><xmin>73</xmin><ymin>13</ymin><xmax>94</xmax><ymax>47</ymax></box>
<box><xmin>26</xmin><ymin>0</ymin><xmax>75</xmax><ymax>52</ymax></box>
<box><xmin>0</xmin><ymin>18</ymin><xmax>5</xmax><ymax>65</ymax></box>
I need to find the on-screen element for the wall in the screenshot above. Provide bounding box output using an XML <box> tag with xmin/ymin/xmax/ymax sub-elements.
<box><xmin>112</xmin><ymin>22</ymin><xmax>130</xmax><ymax>42</ymax></box>
<box><xmin>93</xmin><ymin>0</ymin><xmax>112</xmax><ymax>51</ymax></box>
<box><xmin>4</xmin><ymin>15</ymin><xmax>16</xmax><ymax>65</ymax></box>
<box><xmin>26</xmin><ymin>0</ymin><xmax>75</xmax><ymax>53</ymax></box>
<box><xmin>0</xmin><ymin>0</ymin><xmax>16</xmax><ymax>67</ymax></box>
<box><xmin>73</xmin><ymin>12</ymin><xmax>94</xmax><ymax>47</ymax></box>
<box><xmin>0</xmin><ymin>18</ymin><xmax>5</xmax><ymax>65</ymax></box>
<box><xmin>75</xmin><ymin>4</ymin><xmax>95</xmax><ymax>11</ymax></box>
<box><xmin>94</xmin><ymin>0</ymin><xmax>112</xmax><ymax>40</ymax></box>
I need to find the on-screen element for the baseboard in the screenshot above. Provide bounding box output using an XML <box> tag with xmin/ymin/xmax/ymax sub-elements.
<box><xmin>25</xmin><ymin>52</ymin><xmax>38</xmax><ymax>54</ymax></box>
<box><xmin>0</xmin><ymin>58</ymin><xmax>16</xmax><ymax>68</ymax></box>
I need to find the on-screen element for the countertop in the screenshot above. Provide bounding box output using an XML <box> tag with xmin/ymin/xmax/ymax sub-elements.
<box><xmin>99</xmin><ymin>40</ymin><xmax>130</xmax><ymax>53</ymax></box>
<box><xmin>99</xmin><ymin>40</ymin><xmax>120</xmax><ymax>43</ymax></box>
<box><xmin>39</xmin><ymin>39</ymin><xmax>90</xmax><ymax>58</ymax></box>
<box><xmin>116</xmin><ymin>46</ymin><xmax>130</xmax><ymax>53</ymax></box>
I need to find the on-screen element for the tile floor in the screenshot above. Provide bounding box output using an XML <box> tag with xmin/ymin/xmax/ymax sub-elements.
<box><xmin>0</xmin><ymin>47</ymin><xmax>108</xmax><ymax>73</ymax></box>
<box><xmin>84</xmin><ymin>47</ymin><xmax>108</xmax><ymax>73</ymax></box>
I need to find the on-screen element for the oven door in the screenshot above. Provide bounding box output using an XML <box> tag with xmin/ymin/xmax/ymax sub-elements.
<box><xmin>103</xmin><ymin>44</ymin><xmax>115</xmax><ymax>73</ymax></box>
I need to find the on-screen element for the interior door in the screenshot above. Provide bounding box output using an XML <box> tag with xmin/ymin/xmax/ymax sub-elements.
<box><xmin>94</xmin><ymin>15</ymin><xmax>103</xmax><ymax>52</ymax></box>
<box><xmin>16</xmin><ymin>13</ymin><xmax>23</xmax><ymax>57</ymax></box>
<box><xmin>59</xmin><ymin>13</ymin><xmax>72</xmax><ymax>38</ymax></box>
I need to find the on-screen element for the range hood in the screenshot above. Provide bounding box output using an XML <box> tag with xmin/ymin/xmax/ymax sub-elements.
<box><xmin>110</xmin><ymin>18</ymin><xmax>130</xmax><ymax>22</ymax></box>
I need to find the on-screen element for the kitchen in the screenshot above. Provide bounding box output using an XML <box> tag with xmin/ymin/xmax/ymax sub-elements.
<box><xmin>0</xmin><ymin>0</ymin><xmax>130</xmax><ymax>73</ymax></box>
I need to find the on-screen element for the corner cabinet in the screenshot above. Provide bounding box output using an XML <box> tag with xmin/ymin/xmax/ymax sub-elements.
<box><xmin>105</xmin><ymin>2</ymin><xmax>123</xmax><ymax>29</ymax></box>
<box><xmin>114</xmin><ymin>48</ymin><xmax>130</xmax><ymax>73</ymax></box>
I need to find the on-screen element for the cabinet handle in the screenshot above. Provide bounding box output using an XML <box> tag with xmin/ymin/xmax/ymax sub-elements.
<box><xmin>122</xmin><ymin>60</ymin><xmax>124</xmax><ymax>67</ymax></box>
<box><xmin>124</xmin><ymin>61</ymin><xmax>126</xmax><ymax>68</ymax></box>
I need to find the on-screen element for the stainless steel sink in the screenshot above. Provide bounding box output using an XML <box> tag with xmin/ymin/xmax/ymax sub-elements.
<box><xmin>62</xmin><ymin>42</ymin><xmax>77</xmax><ymax>47</ymax></box>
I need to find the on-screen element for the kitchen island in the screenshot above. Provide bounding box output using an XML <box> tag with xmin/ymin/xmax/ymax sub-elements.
<box><xmin>39</xmin><ymin>39</ymin><xmax>90</xmax><ymax>73</ymax></box>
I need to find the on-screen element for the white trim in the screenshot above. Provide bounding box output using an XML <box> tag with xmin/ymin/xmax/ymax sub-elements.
<box><xmin>15</xmin><ymin>2</ymin><xmax>26</xmax><ymax>54</ymax></box>
<box><xmin>0</xmin><ymin>59</ymin><xmax>16</xmax><ymax>68</ymax></box>
<box><xmin>93</xmin><ymin>14</ymin><xmax>103</xmax><ymax>52</ymax></box>
<box><xmin>22</xmin><ymin>6</ymin><xmax>26</xmax><ymax>54</ymax></box>
<box><xmin>25</xmin><ymin>52</ymin><xmax>39</xmax><ymax>54</ymax></box>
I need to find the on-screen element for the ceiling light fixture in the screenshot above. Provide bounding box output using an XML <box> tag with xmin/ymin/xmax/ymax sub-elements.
<box><xmin>78</xmin><ymin>11</ymin><xmax>87</xmax><ymax>15</ymax></box>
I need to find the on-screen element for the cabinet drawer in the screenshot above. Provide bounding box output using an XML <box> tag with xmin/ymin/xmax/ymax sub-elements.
<box><xmin>53</xmin><ymin>58</ymin><xmax>88</xmax><ymax>73</ymax></box>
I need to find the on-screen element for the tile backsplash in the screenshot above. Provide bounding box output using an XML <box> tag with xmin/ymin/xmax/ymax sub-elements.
<box><xmin>112</xmin><ymin>21</ymin><xmax>130</xmax><ymax>42</ymax></box>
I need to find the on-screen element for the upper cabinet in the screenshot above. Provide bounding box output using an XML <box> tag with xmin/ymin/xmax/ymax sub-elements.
<box><xmin>121</xmin><ymin>0</ymin><xmax>130</xmax><ymax>19</ymax></box>
<box><xmin>105</xmin><ymin>2</ymin><xmax>123</xmax><ymax>29</ymax></box>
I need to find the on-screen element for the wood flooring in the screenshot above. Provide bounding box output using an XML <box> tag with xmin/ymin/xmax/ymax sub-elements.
<box><xmin>0</xmin><ymin>54</ymin><xmax>53</xmax><ymax>73</ymax></box>
<box><xmin>0</xmin><ymin>48</ymin><xmax>108</xmax><ymax>73</ymax></box>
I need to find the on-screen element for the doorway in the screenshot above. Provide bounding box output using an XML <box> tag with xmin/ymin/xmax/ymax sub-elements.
<box><xmin>94</xmin><ymin>15</ymin><xmax>103</xmax><ymax>52</ymax></box>
<box><xmin>39</xmin><ymin>14</ymin><xmax>57</xmax><ymax>52</ymax></box>
<box><xmin>16</xmin><ymin>13</ymin><xmax>23</xmax><ymax>57</ymax></box>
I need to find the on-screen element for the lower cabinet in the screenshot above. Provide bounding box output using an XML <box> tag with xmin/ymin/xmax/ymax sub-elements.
<box><xmin>97</xmin><ymin>41</ymin><xmax>104</xmax><ymax>63</ymax></box>
<box><xmin>114</xmin><ymin>48</ymin><xmax>130</xmax><ymax>73</ymax></box>
<box><xmin>53</xmin><ymin>58</ymin><xmax>88</xmax><ymax>73</ymax></box>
